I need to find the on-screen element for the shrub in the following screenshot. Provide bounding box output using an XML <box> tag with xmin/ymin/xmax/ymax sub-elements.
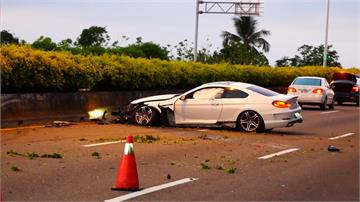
<box><xmin>1</xmin><ymin>45</ymin><xmax>359</xmax><ymax>93</ymax></box>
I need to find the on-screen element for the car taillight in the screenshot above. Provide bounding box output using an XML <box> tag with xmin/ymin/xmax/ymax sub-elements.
<box><xmin>272</xmin><ymin>100</ymin><xmax>291</xmax><ymax>108</ymax></box>
<box><xmin>352</xmin><ymin>86</ymin><xmax>359</xmax><ymax>93</ymax></box>
<box><xmin>312</xmin><ymin>88</ymin><xmax>324</xmax><ymax>94</ymax></box>
<box><xmin>288</xmin><ymin>87</ymin><xmax>296</xmax><ymax>93</ymax></box>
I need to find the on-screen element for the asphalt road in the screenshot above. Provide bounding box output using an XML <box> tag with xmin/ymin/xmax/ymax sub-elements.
<box><xmin>1</xmin><ymin>104</ymin><xmax>359</xmax><ymax>201</ymax></box>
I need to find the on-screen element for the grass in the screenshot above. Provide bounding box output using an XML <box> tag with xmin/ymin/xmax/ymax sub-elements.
<box><xmin>7</xmin><ymin>150</ymin><xmax>63</xmax><ymax>159</ymax></box>
<box><xmin>25</xmin><ymin>151</ymin><xmax>39</xmax><ymax>159</ymax></box>
<box><xmin>6</xmin><ymin>150</ymin><xmax>23</xmax><ymax>157</ymax></box>
<box><xmin>10</xmin><ymin>165</ymin><xmax>21</xmax><ymax>172</ymax></box>
<box><xmin>134</xmin><ymin>135</ymin><xmax>160</xmax><ymax>144</ymax></box>
<box><xmin>225</xmin><ymin>167</ymin><xmax>236</xmax><ymax>174</ymax></box>
<box><xmin>94</xmin><ymin>137</ymin><xmax>125</xmax><ymax>143</ymax></box>
<box><xmin>200</xmin><ymin>162</ymin><xmax>211</xmax><ymax>170</ymax></box>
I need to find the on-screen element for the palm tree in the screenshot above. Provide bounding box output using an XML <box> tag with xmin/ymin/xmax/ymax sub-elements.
<box><xmin>222</xmin><ymin>16</ymin><xmax>270</xmax><ymax>53</ymax></box>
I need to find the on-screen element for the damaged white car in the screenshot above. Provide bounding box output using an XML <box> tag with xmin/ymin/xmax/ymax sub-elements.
<box><xmin>119</xmin><ymin>81</ymin><xmax>303</xmax><ymax>132</ymax></box>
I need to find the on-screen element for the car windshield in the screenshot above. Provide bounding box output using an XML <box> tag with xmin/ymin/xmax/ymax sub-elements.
<box><xmin>247</xmin><ymin>86</ymin><xmax>278</xmax><ymax>97</ymax></box>
<box><xmin>293</xmin><ymin>78</ymin><xmax>321</xmax><ymax>86</ymax></box>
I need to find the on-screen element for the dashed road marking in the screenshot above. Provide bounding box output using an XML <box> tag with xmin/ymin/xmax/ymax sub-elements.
<box><xmin>82</xmin><ymin>140</ymin><xmax>125</xmax><ymax>147</ymax></box>
<box><xmin>258</xmin><ymin>148</ymin><xmax>300</xmax><ymax>160</ymax></box>
<box><xmin>320</xmin><ymin>110</ymin><xmax>339</xmax><ymax>114</ymax></box>
<box><xmin>105</xmin><ymin>178</ymin><xmax>199</xmax><ymax>202</ymax></box>
<box><xmin>329</xmin><ymin>133</ymin><xmax>355</xmax><ymax>140</ymax></box>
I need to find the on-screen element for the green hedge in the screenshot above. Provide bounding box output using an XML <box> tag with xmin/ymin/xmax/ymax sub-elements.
<box><xmin>1</xmin><ymin>45</ymin><xmax>359</xmax><ymax>93</ymax></box>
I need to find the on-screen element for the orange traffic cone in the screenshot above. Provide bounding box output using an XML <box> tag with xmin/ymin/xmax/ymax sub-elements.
<box><xmin>111</xmin><ymin>136</ymin><xmax>140</xmax><ymax>191</ymax></box>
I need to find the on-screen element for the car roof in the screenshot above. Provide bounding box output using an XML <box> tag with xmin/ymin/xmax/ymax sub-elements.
<box><xmin>295</xmin><ymin>76</ymin><xmax>325</xmax><ymax>80</ymax></box>
<box><xmin>200</xmin><ymin>81</ymin><xmax>253</xmax><ymax>88</ymax></box>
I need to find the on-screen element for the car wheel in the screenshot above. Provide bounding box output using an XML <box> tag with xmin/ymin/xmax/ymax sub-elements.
<box><xmin>133</xmin><ymin>106</ymin><xmax>159</xmax><ymax>126</ymax></box>
<box><xmin>237</xmin><ymin>111</ymin><xmax>263</xmax><ymax>132</ymax></box>
<box><xmin>320</xmin><ymin>97</ymin><xmax>327</xmax><ymax>110</ymax></box>
<box><xmin>328</xmin><ymin>99</ymin><xmax>335</xmax><ymax>109</ymax></box>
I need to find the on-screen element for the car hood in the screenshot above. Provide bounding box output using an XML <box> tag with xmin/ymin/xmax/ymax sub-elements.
<box><xmin>131</xmin><ymin>94</ymin><xmax>180</xmax><ymax>104</ymax></box>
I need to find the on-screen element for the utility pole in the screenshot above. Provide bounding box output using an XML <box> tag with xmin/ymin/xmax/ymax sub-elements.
<box><xmin>194</xmin><ymin>0</ymin><xmax>200</xmax><ymax>62</ymax></box>
<box><xmin>323</xmin><ymin>0</ymin><xmax>330</xmax><ymax>67</ymax></box>
<box><xmin>194</xmin><ymin>0</ymin><xmax>263</xmax><ymax>62</ymax></box>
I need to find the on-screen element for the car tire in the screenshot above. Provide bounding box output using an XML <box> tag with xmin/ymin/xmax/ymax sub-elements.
<box><xmin>236</xmin><ymin>110</ymin><xmax>264</xmax><ymax>132</ymax></box>
<box><xmin>133</xmin><ymin>105</ymin><xmax>159</xmax><ymax>126</ymax></box>
<box><xmin>320</xmin><ymin>97</ymin><xmax>327</xmax><ymax>110</ymax></box>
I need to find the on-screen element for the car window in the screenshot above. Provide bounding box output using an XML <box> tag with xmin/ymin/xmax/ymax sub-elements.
<box><xmin>247</xmin><ymin>86</ymin><xmax>278</xmax><ymax>97</ymax></box>
<box><xmin>191</xmin><ymin>88</ymin><xmax>224</xmax><ymax>100</ymax></box>
<box><xmin>293</xmin><ymin>78</ymin><xmax>321</xmax><ymax>86</ymax></box>
<box><xmin>222</xmin><ymin>88</ymin><xmax>249</xmax><ymax>98</ymax></box>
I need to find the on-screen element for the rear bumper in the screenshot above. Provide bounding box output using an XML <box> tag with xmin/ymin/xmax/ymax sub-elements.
<box><xmin>334</xmin><ymin>92</ymin><xmax>359</xmax><ymax>103</ymax></box>
<box><xmin>264</xmin><ymin>110</ymin><xmax>303</xmax><ymax>129</ymax></box>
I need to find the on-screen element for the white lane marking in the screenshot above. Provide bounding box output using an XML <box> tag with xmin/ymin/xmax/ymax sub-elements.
<box><xmin>82</xmin><ymin>140</ymin><xmax>125</xmax><ymax>147</ymax></box>
<box><xmin>329</xmin><ymin>133</ymin><xmax>355</xmax><ymax>140</ymax></box>
<box><xmin>258</xmin><ymin>148</ymin><xmax>300</xmax><ymax>160</ymax></box>
<box><xmin>320</xmin><ymin>110</ymin><xmax>339</xmax><ymax>114</ymax></box>
<box><xmin>105</xmin><ymin>178</ymin><xmax>198</xmax><ymax>202</ymax></box>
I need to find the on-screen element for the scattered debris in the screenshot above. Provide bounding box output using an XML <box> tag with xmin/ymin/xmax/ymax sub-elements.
<box><xmin>170</xmin><ymin>161</ymin><xmax>176</xmax><ymax>165</ymax></box>
<box><xmin>10</xmin><ymin>165</ymin><xmax>21</xmax><ymax>172</ymax></box>
<box><xmin>166</xmin><ymin>174</ymin><xmax>171</xmax><ymax>180</ymax></box>
<box><xmin>45</xmin><ymin>121</ymin><xmax>73</xmax><ymax>128</ymax></box>
<box><xmin>328</xmin><ymin>145</ymin><xmax>340</xmax><ymax>152</ymax></box>
<box><xmin>215</xmin><ymin>165</ymin><xmax>224</xmax><ymax>170</ymax></box>
<box><xmin>41</xmin><ymin>153</ymin><xmax>63</xmax><ymax>159</ymax></box>
<box><xmin>79</xmin><ymin>138</ymin><xmax>87</xmax><ymax>141</ymax></box>
<box><xmin>91</xmin><ymin>152</ymin><xmax>101</xmax><ymax>159</ymax></box>
<box><xmin>198</xmin><ymin>133</ymin><xmax>210</xmax><ymax>140</ymax></box>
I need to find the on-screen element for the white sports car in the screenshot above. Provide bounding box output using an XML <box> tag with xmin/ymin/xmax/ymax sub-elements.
<box><xmin>122</xmin><ymin>81</ymin><xmax>303</xmax><ymax>132</ymax></box>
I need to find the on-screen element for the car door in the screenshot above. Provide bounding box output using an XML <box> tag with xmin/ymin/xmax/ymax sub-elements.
<box><xmin>174</xmin><ymin>87</ymin><xmax>224</xmax><ymax>124</ymax></box>
<box><xmin>218</xmin><ymin>88</ymin><xmax>249</xmax><ymax>121</ymax></box>
<box><xmin>323</xmin><ymin>79</ymin><xmax>334</xmax><ymax>103</ymax></box>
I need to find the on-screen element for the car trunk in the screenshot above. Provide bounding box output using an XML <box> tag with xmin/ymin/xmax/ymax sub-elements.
<box><xmin>331</xmin><ymin>80</ymin><xmax>355</xmax><ymax>93</ymax></box>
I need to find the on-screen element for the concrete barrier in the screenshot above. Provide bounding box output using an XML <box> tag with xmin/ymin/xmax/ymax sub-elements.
<box><xmin>1</xmin><ymin>87</ymin><xmax>286</xmax><ymax>128</ymax></box>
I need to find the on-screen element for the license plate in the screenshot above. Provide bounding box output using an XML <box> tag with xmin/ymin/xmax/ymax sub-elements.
<box><xmin>300</xmin><ymin>89</ymin><xmax>308</xmax><ymax>93</ymax></box>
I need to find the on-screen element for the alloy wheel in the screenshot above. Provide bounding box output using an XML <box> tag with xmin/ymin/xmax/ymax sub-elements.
<box><xmin>239</xmin><ymin>111</ymin><xmax>261</xmax><ymax>132</ymax></box>
<box><xmin>135</xmin><ymin>106</ymin><xmax>153</xmax><ymax>125</ymax></box>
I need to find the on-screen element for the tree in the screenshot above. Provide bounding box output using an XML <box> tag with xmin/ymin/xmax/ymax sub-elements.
<box><xmin>215</xmin><ymin>43</ymin><xmax>269</xmax><ymax>65</ymax></box>
<box><xmin>0</xmin><ymin>30</ymin><xmax>19</xmax><ymax>45</ymax></box>
<box><xmin>32</xmin><ymin>36</ymin><xmax>57</xmax><ymax>51</ymax></box>
<box><xmin>111</xmin><ymin>41</ymin><xmax>169</xmax><ymax>60</ymax></box>
<box><xmin>222</xmin><ymin>16</ymin><xmax>270</xmax><ymax>53</ymax></box>
<box><xmin>58</xmin><ymin>38</ymin><xmax>73</xmax><ymax>48</ymax></box>
<box><xmin>275</xmin><ymin>44</ymin><xmax>341</xmax><ymax>67</ymax></box>
<box><xmin>220</xmin><ymin>17</ymin><xmax>270</xmax><ymax>65</ymax></box>
<box><xmin>76</xmin><ymin>26</ymin><xmax>110</xmax><ymax>47</ymax></box>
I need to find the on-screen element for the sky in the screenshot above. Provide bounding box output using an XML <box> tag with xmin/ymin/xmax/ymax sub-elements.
<box><xmin>1</xmin><ymin>0</ymin><xmax>359</xmax><ymax>68</ymax></box>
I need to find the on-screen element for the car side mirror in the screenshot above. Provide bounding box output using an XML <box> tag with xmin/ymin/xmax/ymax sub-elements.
<box><xmin>180</xmin><ymin>95</ymin><xmax>186</xmax><ymax>101</ymax></box>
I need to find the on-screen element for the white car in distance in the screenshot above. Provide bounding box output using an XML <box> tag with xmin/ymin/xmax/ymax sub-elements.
<box><xmin>287</xmin><ymin>76</ymin><xmax>335</xmax><ymax>110</ymax></box>
<box><xmin>124</xmin><ymin>81</ymin><xmax>303</xmax><ymax>132</ymax></box>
